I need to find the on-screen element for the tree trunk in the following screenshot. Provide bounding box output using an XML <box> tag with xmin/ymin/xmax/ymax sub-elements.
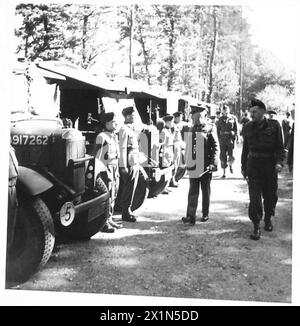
<box><xmin>137</xmin><ymin>25</ymin><xmax>151</xmax><ymax>84</ymax></box>
<box><xmin>167</xmin><ymin>17</ymin><xmax>175</xmax><ymax>91</ymax></box>
<box><xmin>129</xmin><ymin>5</ymin><xmax>135</xmax><ymax>78</ymax></box>
<box><xmin>82</xmin><ymin>15</ymin><xmax>88</xmax><ymax>68</ymax></box>
<box><xmin>207</xmin><ymin>8</ymin><xmax>218</xmax><ymax>103</ymax></box>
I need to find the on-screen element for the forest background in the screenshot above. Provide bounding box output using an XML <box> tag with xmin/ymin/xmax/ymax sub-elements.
<box><xmin>13</xmin><ymin>3</ymin><xmax>296</xmax><ymax>119</ymax></box>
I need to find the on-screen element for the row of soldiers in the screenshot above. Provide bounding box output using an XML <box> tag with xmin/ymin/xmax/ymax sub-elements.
<box><xmin>94</xmin><ymin>105</ymin><xmax>192</xmax><ymax>233</ymax></box>
<box><xmin>94</xmin><ymin>99</ymin><xmax>293</xmax><ymax>241</ymax></box>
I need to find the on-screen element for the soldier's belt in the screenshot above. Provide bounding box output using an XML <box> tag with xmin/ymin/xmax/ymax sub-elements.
<box><xmin>248</xmin><ymin>151</ymin><xmax>274</xmax><ymax>159</ymax></box>
<box><xmin>220</xmin><ymin>131</ymin><xmax>232</xmax><ymax>135</ymax></box>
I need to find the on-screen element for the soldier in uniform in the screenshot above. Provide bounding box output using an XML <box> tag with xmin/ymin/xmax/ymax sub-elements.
<box><xmin>118</xmin><ymin>106</ymin><xmax>140</xmax><ymax>222</ymax></box>
<box><xmin>160</xmin><ymin>115</ymin><xmax>175</xmax><ymax>193</ymax></box>
<box><xmin>267</xmin><ymin>109</ymin><xmax>277</xmax><ymax>120</ymax></box>
<box><xmin>216</xmin><ymin>105</ymin><xmax>239</xmax><ymax>178</ymax></box>
<box><xmin>182</xmin><ymin>105</ymin><xmax>219</xmax><ymax>225</ymax></box>
<box><xmin>95</xmin><ymin>112</ymin><xmax>122</xmax><ymax>232</ymax></box>
<box><xmin>241</xmin><ymin>99</ymin><xmax>285</xmax><ymax>240</ymax></box>
<box><xmin>282</xmin><ymin>111</ymin><xmax>294</xmax><ymax>150</ymax></box>
<box><xmin>171</xmin><ymin>112</ymin><xmax>186</xmax><ymax>187</ymax></box>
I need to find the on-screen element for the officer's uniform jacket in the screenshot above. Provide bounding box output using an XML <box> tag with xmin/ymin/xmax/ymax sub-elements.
<box><xmin>118</xmin><ymin>123</ymin><xmax>140</xmax><ymax>169</ymax></box>
<box><xmin>217</xmin><ymin>114</ymin><xmax>238</xmax><ymax>145</ymax></box>
<box><xmin>95</xmin><ymin>131</ymin><xmax>119</xmax><ymax>173</ymax></box>
<box><xmin>241</xmin><ymin>118</ymin><xmax>285</xmax><ymax>172</ymax></box>
<box><xmin>185</xmin><ymin>122</ymin><xmax>219</xmax><ymax>176</ymax></box>
<box><xmin>160</xmin><ymin>126</ymin><xmax>174</xmax><ymax>167</ymax></box>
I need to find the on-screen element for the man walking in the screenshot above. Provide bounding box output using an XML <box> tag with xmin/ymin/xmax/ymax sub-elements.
<box><xmin>217</xmin><ymin>105</ymin><xmax>239</xmax><ymax>178</ymax></box>
<box><xmin>241</xmin><ymin>99</ymin><xmax>285</xmax><ymax>240</ymax></box>
<box><xmin>182</xmin><ymin>105</ymin><xmax>219</xmax><ymax>225</ymax></box>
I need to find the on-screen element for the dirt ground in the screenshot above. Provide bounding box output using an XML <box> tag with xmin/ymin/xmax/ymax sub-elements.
<box><xmin>7</xmin><ymin>144</ymin><xmax>293</xmax><ymax>304</ymax></box>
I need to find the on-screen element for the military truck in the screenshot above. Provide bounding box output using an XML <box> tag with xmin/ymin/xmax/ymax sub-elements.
<box><xmin>6</xmin><ymin>61</ymin><xmax>110</xmax><ymax>283</ymax></box>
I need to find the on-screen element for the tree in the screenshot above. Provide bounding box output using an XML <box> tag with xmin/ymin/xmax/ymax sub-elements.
<box><xmin>15</xmin><ymin>4</ymin><xmax>69</xmax><ymax>61</ymax></box>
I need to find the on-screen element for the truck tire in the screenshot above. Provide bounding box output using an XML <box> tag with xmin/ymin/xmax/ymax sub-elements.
<box><xmin>131</xmin><ymin>167</ymin><xmax>149</xmax><ymax>211</ymax></box>
<box><xmin>148</xmin><ymin>178</ymin><xmax>169</xmax><ymax>198</ymax></box>
<box><xmin>6</xmin><ymin>197</ymin><xmax>55</xmax><ymax>283</ymax></box>
<box><xmin>175</xmin><ymin>166</ymin><xmax>186</xmax><ymax>182</ymax></box>
<box><xmin>114</xmin><ymin>167</ymin><xmax>149</xmax><ymax>212</ymax></box>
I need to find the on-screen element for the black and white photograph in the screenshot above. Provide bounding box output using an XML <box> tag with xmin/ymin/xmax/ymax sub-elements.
<box><xmin>0</xmin><ymin>0</ymin><xmax>298</xmax><ymax>307</ymax></box>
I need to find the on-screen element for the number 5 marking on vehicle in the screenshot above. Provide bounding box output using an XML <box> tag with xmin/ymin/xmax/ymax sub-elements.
<box><xmin>60</xmin><ymin>202</ymin><xmax>75</xmax><ymax>227</ymax></box>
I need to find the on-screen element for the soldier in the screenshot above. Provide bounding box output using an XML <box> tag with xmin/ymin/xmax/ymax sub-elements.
<box><xmin>216</xmin><ymin>105</ymin><xmax>239</xmax><ymax>178</ymax></box>
<box><xmin>118</xmin><ymin>106</ymin><xmax>140</xmax><ymax>222</ymax></box>
<box><xmin>287</xmin><ymin>121</ymin><xmax>294</xmax><ymax>172</ymax></box>
<box><xmin>95</xmin><ymin>112</ymin><xmax>122</xmax><ymax>232</ymax></box>
<box><xmin>182</xmin><ymin>105</ymin><xmax>219</xmax><ymax>225</ymax></box>
<box><xmin>160</xmin><ymin>115</ymin><xmax>175</xmax><ymax>193</ymax></box>
<box><xmin>282</xmin><ymin>111</ymin><xmax>294</xmax><ymax>149</ymax></box>
<box><xmin>267</xmin><ymin>109</ymin><xmax>277</xmax><ymax>120</ymax></box>
<box><xmin>241</xmin><ymin>99</ymin><xmax>285</xmax><ymax>240</ymax></box>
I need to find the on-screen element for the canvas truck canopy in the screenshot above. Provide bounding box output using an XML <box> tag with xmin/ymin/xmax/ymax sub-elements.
<box><xmin>11</xmin><ymin>62</ymin><xmax>63</xmax><ymax>117</ymax></box>
<box><xmin>37</xmin><ymin>61</ymin><xmax>126</xmax><ymax>94</ymax></box>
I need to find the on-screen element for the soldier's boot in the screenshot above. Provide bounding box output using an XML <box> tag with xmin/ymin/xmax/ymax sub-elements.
<box><xmin>264</xmin><ymin>216</ymin><xmax>273</xmax><ymax>232</ymax></box>
<box><xmin>182</xmin><ymin>216</ymin><xmax>195</xmax><ymax>226</ymax></box>
<box><xmin>222</xmin><ymin>168</ymin><xmax>226</xmax><ymax>178</ymax></box>
<box><xmin>200</xmin><ymin>215</ymin><xmax>209</xmax><ymax>222</ymax></box>
<box><xmin>101</xmin><ymin>222</ymin><xmax>115</xmax><ymax>233</ymax></box>
<box><xmin>250</xmin><ymin>223</ymin><xmax>261</xmax><ymax>240</ymax></box>
<box><xmin>108</xmin><ymin>217</ymin><xmax>123</xmax><ymax>229</ymax></box>
<box><xmin>229</xmin><ymin>165</ymin><xmax>234</xmax><ymax>174</ymax></box>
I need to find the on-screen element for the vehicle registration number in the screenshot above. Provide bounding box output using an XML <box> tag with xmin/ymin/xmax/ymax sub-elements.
<box><xmin>11</xmin><ymin>134</ymin><xmax>49</xmax><ymax>146</ymax></box>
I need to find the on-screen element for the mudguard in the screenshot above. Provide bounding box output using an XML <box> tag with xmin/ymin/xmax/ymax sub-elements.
<box><xmin>17</xmin><ymin>166</ymin><xmax>53</xmax><ymax>196</ymax></box>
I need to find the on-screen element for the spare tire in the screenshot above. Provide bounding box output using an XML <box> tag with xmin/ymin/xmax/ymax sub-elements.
<box><xmin>6</xmin><ymin>197</ymin><xmax>55</xmax><ymax>284</ymax></box>
<box><xmin>175</xmin><ymin>166</ymin><xmax>186</xmax><ymax>182</ymax></box>
<box><xmin>131</xmin><ymin>167</ymin><xmax>149</xmax><ymax>211</ymax></box>
<box><xmin>114</xmin><ymin>167</ymin><xmax>149</xmax><ymax>213</ymax></box>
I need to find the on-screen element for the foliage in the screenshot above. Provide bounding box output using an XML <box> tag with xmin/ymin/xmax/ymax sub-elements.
<box><xmin>14</xmin><ymin>4</ymin><xmax>295</xmax><ymax>112</ymax></box>
<box><xmin>256</xmin><ymin>84</ymin><xmax>295</xmax><ymax>113</ymax></box>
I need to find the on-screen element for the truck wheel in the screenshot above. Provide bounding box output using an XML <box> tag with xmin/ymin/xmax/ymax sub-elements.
<box><xmin>148</xmin><ymin>178</ymin><xmax>169</xmax><ymax>198</ymax></box>
<box><xmin>131</xmin><ymin>167</ymin><xmax>149</xmax><ymax>211</ymax></box>
<box><xmin>175</xmin><ymin>166</ymin><xmax>186</xmax><ymax>182</ymax></box>
<box><xmin>6</xmin><ymin>197</ymin><xmax>55</xmax><ymax>283</ymax></box>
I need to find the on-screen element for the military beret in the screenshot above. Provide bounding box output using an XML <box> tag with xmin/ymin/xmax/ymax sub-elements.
<box><xmin>173</xmin><ymin>111</ymin><xmax>183</xmax><ymax>118</ymax></box>
<box><xmin>268</xmin><ymin>110</ymin><xmax>277</xmax><ymax>115</ymax></box>
<box><xmin>190</xmin><ymin>105</ymin><xmax>206</xmax><ymax>114</ymax></box>
<box><xmin>162</xmin><ymin>114</ymin><xmax>174</xmax><ymax>122</ymax></box>
<box><xmin>122</xmin><ymin>106</ymin><xmax>135</xmax><ymax>116</ymax></box>
<box><xmin>251</xmin><ymin>99</ymin><xmax>266</xmax><ymax>111</ymax></box>
<box><xmin>209</xmin><ymin>115</ymin><xmax>216</xmax><ymax>120</ymax></box>
<box><xmin>100</xmin><ymin>112</ymin><xmax>116</xmax><ymax>124</ymax></box>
